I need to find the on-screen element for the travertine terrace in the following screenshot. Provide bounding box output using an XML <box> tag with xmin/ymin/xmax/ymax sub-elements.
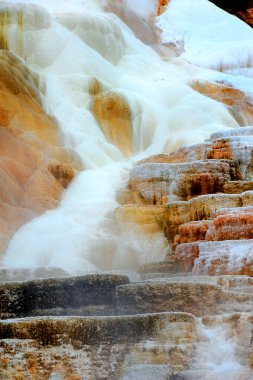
<box><xmin>1</xmin><ymin>1</ymin><xmax>253</xmax><ymax>379</ymax></box>
<box><xmin>2</xmin><ymin>111</ymin><xmax>253</xmax><ymax>379</ymax></box>
<box><xmin>110</xmin><ymin>127</ymin><xmax>253</xmax><ymax>379</ymax></box>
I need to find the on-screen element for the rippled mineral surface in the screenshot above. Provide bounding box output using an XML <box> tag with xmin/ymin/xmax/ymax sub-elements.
<box><xmin>0</xmin><ymin>1</ymin><xmax>253</xmax><ymax>379</ymax></box>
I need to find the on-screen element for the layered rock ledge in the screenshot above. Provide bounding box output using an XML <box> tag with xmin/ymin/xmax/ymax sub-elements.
<box><xmin>0</xmin><ymin>273</ymin><xmax>253</xmax><ymax>379</ymax></box>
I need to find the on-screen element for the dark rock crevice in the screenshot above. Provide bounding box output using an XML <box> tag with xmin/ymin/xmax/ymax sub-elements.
<box><xmin>210</xmin><ymin>0</ymin><xmax>253</xmax><ymax>27</ymax></box>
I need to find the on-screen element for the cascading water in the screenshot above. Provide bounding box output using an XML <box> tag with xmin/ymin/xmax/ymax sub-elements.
<box><xmin>0</xmin><ymin>0</ymin><xmax>243</xmax><ymax>273</ymax></box>
<box><xmin>194</xmin><ymin>320</ymin><xmax>243</xmax><ymax>374</ymax></box>
<box><xmin>0</xmin><ymin>2</ymin><xmax>253</xmax><ymax>378</ymax></box>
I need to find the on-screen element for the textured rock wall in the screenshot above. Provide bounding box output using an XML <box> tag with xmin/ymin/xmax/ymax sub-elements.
<box><xmin>1</xmin><ymin>2</ymin><xmax>253</xmax><ymax>379</ymax></box>
<box><xmin>118</xmin><ymin>122</ymin><xmax>253</xmax><ymax>278</ymax></box>
<box><xmin>1</xmin><ymin>273</ymin><xmax>253</xmax><ymax>379</ymax></box>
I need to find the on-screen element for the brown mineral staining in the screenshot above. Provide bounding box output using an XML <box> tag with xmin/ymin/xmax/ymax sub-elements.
<box><xmin>192</xmin><ymin>81</ymin><xmax>245</xmax><ymax>107</ymax></box>
<box><xmin>223</xmin><ymin>180</ymin><xmax>253</xmax><ymax>194</ymax></box>
<box><xmin>210</xmin><ymin>212</ymin><xmax>253</xmax><ymax>241</ymax></box>
<box><xmin>0</xmin><ymin>312</ymin><xmax>201</xmax><ymax>378</ymax></box>
<box><xmin>250</xmin><ymin>352</ymin><xmax>253</xmax><ymax>368</ymax></box>
<box><xmin>174</xmin><ymin>220</ymin><xmax>212</xmax><ymax>248</ymax></box>
<box><xmin>117</xmin><ymin>121</ymin><xmax>253</xmax><ymax>284</ymax></box>
<box><xmin>0</xmin><ymin>51</ymin><xmax>78</xmax><ymax>255</ymax></box>
<box><xmin>88</xmin><ymin>77</ymin><xmax>101</xmax><ymax>96</ymax></box>
<box><xmin>129</xmin><ymin>160</ymin><xmax>239</xmax><ymax>205</ymax></box>
<box><xmin>92</xmin><ymin>91</ymin><xmax>132</xmax><ymax>156</ymax></box>
<box><xmin>115</xmin><ymin>118</ymin><xmax>253</xmax><ymax>286</ymax></box>
<box><xmin>1</xmin><ymin>3</ymin><xmax>253</xmax><ymax>380</ymax></box>
<box><xmin>163</xmin><ymin>193</ymin><xmax>242</xmax><ymax>242</ymax></box>
<box><xmin>0</xmin><ymin>3</ymin><xmax>51</xmax><ymax>57</ymax></box>
<box><xmin>174</xmin><ymin>207</ymin><xmax>253</xmax><ymax>246</ymax></box>
<box><xmin>47</xmin><ymin>162</ymin><xmax>75</xmax><ymax>188</ymax></box>
<box><xmin>191</xmin><ymin>80</ymin><xmax>253</xmax><ymax>125</ymax></box>
<box><xmin>157</xmin><ymin>0</ymin><xmax>169</xmax><ymax>16</ymax></box>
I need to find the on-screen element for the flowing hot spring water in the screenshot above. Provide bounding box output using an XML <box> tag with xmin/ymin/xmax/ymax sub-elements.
<box><xmin>2</xmin><ymin>0</ymin><xmax>250</xmax><ymax>273</ymax></box>
<box><xmin>0</xmin><ymin>1</ymin><xmax>253</xmax><ymax>379</ymax></box>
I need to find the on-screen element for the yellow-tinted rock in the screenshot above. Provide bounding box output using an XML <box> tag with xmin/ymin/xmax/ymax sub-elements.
<box><xmin>0</xmin><ymin>51</ymin><xmax>77</xmax><ymax>255</ymax></box>
<box><xmin>92</xmin><ymin>91</ymin><xmax>132</xmax><ymax>156</ymax></box>
<box><xmin>223</xmin><ymin>181</ymin><xmax>253</xmax><ymax>194</ymax></box>
<box><xmin>116</xmin><ymin>186</ymin><xmax>146</xmax><ymax>205</ymax></box>
<box><xmin>115</xmin><ymin>204</ymin><xmax>165</xmax><ymax>233</ymax></box>
<box><xmin>0</xmin><ymin>3</ymin><xmax>51</xmax><ymax>55</ymax></box>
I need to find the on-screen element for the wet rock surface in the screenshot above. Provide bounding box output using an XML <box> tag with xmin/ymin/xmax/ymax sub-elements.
<box><xmin>98</xmin><ymin>124</ymin><xmax>253</xmax><ymax>378</ymax></box>
<box><xmin>129</xmin><ymin>160</ymin><xmax>240</xmax><ymax>205</ymax></box>
<box><xmin>0</xmin><ymin>51</ymin><xmax>78</xmax><ymax>257</ymax></box>
<box><xmin>191</xmin><ymin>81</ymin><xmax>253</xmax><ymax>126</ymax></box>
<box><xmin>0</xmin><ymin>274</ymin><xmax>129</xmax><ymax>319</ymax></box>
<box><xmin>1</xmin><ymin>2</ymin><xmax>253</xmax><ymax>379</ymax></box>
<box><xmin>0</xmin><ymin>312</ymin><xmax>200</xmax><ymax>379</ymax></box>
<box><xmin>3</xmin><ymin>123</ymin><xmax>253</xmax><ymax>378</ymax></box>
<box><xmin>92</xmin><ymin>91</ymin><xmax>132</xmax><ymax>156</ymax></box>
<box><xmin>0</xmin><ymin>272</ymin><xmax>253</xmax><ymax>379</ymax></box>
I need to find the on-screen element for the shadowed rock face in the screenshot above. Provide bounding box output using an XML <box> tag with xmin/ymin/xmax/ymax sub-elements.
<box><xmin>0</xmin><ymin>274</ymin><xmax>129</xmax><ymax>319</ymax></box>
<box><xmin>211</xmin><ymin>0</ymin><xmax>253</xmax><ymax>8</ymax></box>
<box><xmin>210</xmin><ymin>0</ymin><xmax>253</xmax><ymax>27</ymax></box>
<box><xmin>0</xmin><ymin>274</ymin><xmax>231</xmax><ymax>319</ymax></box>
